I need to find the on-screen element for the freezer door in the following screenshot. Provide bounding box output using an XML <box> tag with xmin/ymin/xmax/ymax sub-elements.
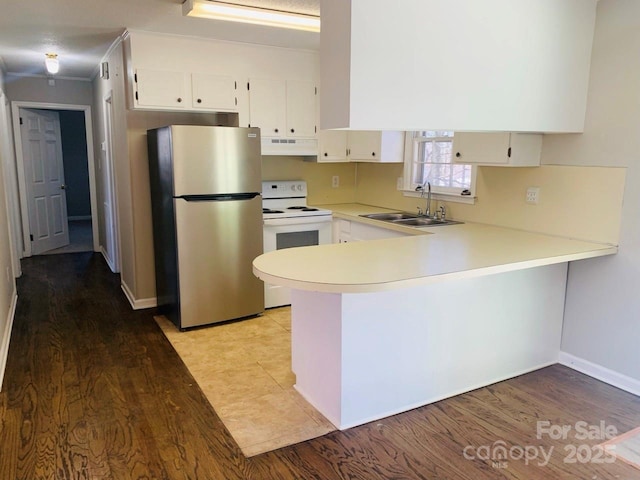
<box><xmin>175</xmin><ymin>196</ymin><xmax>264</xmax><ymax>328</ymax></box>
<box><xmin>171</xmin><ymin>125</ymin><xmax>262</xmax><ymax>196</ymax></box>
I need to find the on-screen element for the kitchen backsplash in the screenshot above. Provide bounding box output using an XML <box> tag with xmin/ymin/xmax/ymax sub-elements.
<box><xmin>354</xmin><ymin>162</ymin><xmax>625</xmax><ymax>245</ymax></box>
<box><xmin>261</xmin><ymin>156</ymin><xmax>357</xmax><ymax>205</ymax></box>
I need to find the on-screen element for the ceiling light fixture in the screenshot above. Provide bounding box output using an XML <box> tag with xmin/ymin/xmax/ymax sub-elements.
<box><xmin>45</xmin><ymin>53</ymin><xmax>59</xmax><ymax>74</ymax></box>
<box><xmin>182</xmin><ymin>0</ymin><xmax>320</xmax><ymax>32</ymax></box>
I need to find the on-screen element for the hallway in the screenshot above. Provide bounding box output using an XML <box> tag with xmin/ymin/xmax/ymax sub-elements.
<box><xmin>41</xmin><ymin>219</ymin><xmax>93</xmax><ymax>255</ymax></box>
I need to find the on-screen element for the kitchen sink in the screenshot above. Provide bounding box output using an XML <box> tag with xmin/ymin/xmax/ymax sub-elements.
<box><xmin>360</xmin><ymin>212</ymin><xmax>419</xmax><ymax>221</ymax></box>
<box><xmin>394</xmin><ymin>218</ymin><xmax>463</xmax><ymax>227</ymax></box>
<box><xmin>360</xmin><ymin>212</ymin><xmax>463</xmax><ymax>227</ymax></box>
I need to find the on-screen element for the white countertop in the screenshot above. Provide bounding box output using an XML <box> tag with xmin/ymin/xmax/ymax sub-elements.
<box><xmin>253</xmin><ymin>203</ymin><xmax>618</xmax><ymax>294</ymax></box>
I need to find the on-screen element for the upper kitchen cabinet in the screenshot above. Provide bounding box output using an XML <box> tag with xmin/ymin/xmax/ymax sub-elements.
<box><xmin>320</xmin><ymin>0</ymin><xmax>597</xmax><ymax>133</ymax></box>
<box><xmin>315</xmin><ymin>130</ymin><xmax>404</xmax><ymax>163</ymax></box>
<box><xmin>134</xmin><ymin>69</ymin><xmax>188</xmax><ymax>109</ymax></box>
<box><xmin>248</xmin><ymin>79</ymin><xmax>317</xmax><ymax>138</ymax></box>
<box><xmin>133</xmin><ymin>69</ymin><xmax>239</xmax><ymax>112</ymax></box>
<box><xmin>123</xmin><ymin>31</ymin><xmax>319</xmax><ymax>131</ymax></box>
<box><xmin>317</xmin><ymin>130</ymin><xmax>348</xmax><ymax>162</ymax></box>
<box><xmin>452</xmin><ymin>132</ymin><xmax>542</xmax><ymax>167</ymax></box>
<box><xmin>191</xmin><ymin>73</ymin><xmax>239</xmax><ymax>111</ymax></box>
<box><xmin>347</xmin><ymin>131</ymin><xmax>404</xmax><ymax>163</ymax></box>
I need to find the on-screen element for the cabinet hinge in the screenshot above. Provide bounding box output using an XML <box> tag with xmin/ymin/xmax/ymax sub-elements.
<box><xmin>247</xmin><ymin>82</ymin><xmax>250</xmax><ymax>91</ymax></box>
<box><xmin>234</xmin><ymin>81</ymin><xmax>237</xmax><ymax>90</ymax></box>
<box><xmin>315</xmin><ymin>86</ymin><xmax>317</xmax><ymax>95</ymax></box>
<box><xmin>19</xmin><ymin>117</ymin><xmax>23</xmax><ymax>125</ymax></box>
<box><xmin>30</xmin><ymin>234</ymin><xmax>33</xmax><ymax>241</ymax></box>
<box><xmin>235</xmin><ymin>97</ymin><xmax>237</xmax><ymax>106</ymax></box>
<box><xmin>135</xmin><ymin>91</ymin><xmax>138</xmax><ymax>101</ymax></box>
<box><xmin>134</xmin><ymin>73</ymin><xmax>137</xmax><ymax>83</ymax></box>
<box><xmin>507</xmin><ymin>147</ymin><xmax>512</xmax><ymax>158</ymax></box>
<box><xmin>314</xmin><ymin>125</ymin><xmax>317</xmax><ymax>133</ymax></box>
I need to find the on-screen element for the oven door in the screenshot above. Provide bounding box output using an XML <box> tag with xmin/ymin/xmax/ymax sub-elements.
<box><xmin>262</xmin><ymin>216</ymin><xmax>332</xmax><ymax>308</ymax></box>
<box><xmin>263</xmin><ymin>216</ymin><xmax>332</xmax><ymax>253</ymax></box>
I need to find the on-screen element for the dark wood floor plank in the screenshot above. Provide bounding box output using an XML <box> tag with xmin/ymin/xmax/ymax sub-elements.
<box><xmin>1</xmin><ymin>252</ymin><xmax>639</xmax><ymax>480</ymax></box>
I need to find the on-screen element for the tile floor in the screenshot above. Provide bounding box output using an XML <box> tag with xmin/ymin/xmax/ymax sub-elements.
<box><xmin>155</xmin><ymin>307</ymin><xmax>336</xmax><ymax>457</ymax></box>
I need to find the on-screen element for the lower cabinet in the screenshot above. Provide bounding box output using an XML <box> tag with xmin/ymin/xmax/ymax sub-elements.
<box><xmin>333</xmin><ymin>218</ymin><xmax>410</xmax><ymax>243</ymax></box>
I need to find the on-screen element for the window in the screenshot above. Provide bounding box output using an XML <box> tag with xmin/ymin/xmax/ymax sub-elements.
<box><xmin>403</xmin><ymin>131</ymin><xmax>475</xmax><ymax>199</ymax></box>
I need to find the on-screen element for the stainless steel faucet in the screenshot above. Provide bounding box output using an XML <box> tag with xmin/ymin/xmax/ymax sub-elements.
<box><xmin>420</xmin><ymin>180</ymin><xmax>431</xmax><ymax>218</ymax></box>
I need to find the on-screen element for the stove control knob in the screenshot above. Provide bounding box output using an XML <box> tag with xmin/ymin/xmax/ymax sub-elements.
<box><xmin>297</xmin><ymin>185</ymin><xmax>303</xmax><ymax>191</ymax></box>
<box><xmin>291</xmin><ymin>185</ymin><xmax>296</xmax><ymax>191</ymax></box>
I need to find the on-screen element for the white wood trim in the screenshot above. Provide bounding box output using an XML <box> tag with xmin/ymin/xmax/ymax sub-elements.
<box><xmin>0</xmin><ymin>290</ymin><xmax>18</xmax><ymax>392</ymax></box>
<box><xmin>559</xmin><ymin>352</ymin><xmax>640</xmax><ymax>397</ymax></box>
<box><xmin>121</xmin><ymin>280</ymin><xmax>157</xmax><ymax>310</ymax></box>
<box><xmin>402</xmin><ymin>190</ymin><xmax>477</xmax><ymax>205</ymax></box>
<box><xmin>101</xmin><ymin>91</ymin><xmax>121</xmax><ymax>272</ymax></box>
<box><xmin>11</xmin><ymin>101</ymin><xmax>100</xmax><ymax>257</ymax></box>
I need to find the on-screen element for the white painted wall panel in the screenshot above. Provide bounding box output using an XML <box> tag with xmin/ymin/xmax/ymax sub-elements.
<box><xmin>321</xmin><ymin>0</ymin><xmax>597</xmax><ymax>133</ymax></box>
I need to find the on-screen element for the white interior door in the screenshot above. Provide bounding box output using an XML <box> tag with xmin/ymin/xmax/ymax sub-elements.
<box><xmin>20</xmin><ymin>108</ymin><xmax>69</xmax><ymax>254</ymax></box>
<box><xmin>102</xmin><ymin>94</ymin><xmax>120</xmax><ymax>273</ymax></box>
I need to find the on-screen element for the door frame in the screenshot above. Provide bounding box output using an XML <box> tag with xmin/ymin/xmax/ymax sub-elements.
<box><xmin>11</xmin><ymin>101</ymin><xmax>99</xmax><ymax>257</ymax></box>
<box><xmin>101</xmin><ymin>91</ymin><xmax>121</xmax><ymax>273</ymax></box>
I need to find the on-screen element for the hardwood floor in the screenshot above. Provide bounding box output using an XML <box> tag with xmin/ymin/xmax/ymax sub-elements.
<box><xmin>1</xmin><ymin>253</ymin><xmax>639</xmax><ymax>479</ymax></box>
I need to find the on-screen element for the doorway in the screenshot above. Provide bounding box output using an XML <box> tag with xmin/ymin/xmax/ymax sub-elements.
<box><xmin>11</xmin><ymin>101</ymin><xmax>99</xmax><ymax>259</ymax></box>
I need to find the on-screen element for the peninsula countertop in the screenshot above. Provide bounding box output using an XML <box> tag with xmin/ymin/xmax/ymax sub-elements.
<box><xmin>253</xmin><ymin>204</ymin><xmax>618</xmax><ymax>294</ymax></box>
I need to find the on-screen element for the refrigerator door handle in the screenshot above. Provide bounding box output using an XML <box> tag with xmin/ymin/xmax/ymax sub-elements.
<box><xmin>178</xmin><ymin>193</ymin><xmax>261</xmax><ymax>202</ymax></box>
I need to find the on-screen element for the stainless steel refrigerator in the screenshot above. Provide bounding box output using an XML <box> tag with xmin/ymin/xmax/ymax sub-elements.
<box><xmin>147</xmin><ymin>125</ymin><xmax>264</xmax><ymax>329</ymax></box>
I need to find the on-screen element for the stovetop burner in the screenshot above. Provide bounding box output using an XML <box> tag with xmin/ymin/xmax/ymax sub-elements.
<box><xmin>287</xmin><ymin>206</ymin><xmax>319</xmax><ymax>212</ymax></box>
<box><xmin>261</xmin><ymin>181</ymin><xmax>332</xmax><ymax>220</ymax></box>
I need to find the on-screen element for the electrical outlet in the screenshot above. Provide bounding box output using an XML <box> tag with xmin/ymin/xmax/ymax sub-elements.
<box><xmin>332</xmin><ymin>175</ymin><xmax>340</xmax><ymax>188</ymax></box>
<box><xmin>526</xmin><ymin>187</ymin><xmax>540</xmax><ymax>204</ymax></box>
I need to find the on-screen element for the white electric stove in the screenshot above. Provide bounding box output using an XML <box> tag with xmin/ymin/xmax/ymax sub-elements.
<box><xmin>261</xmin><ymin>181</ymin><xmax>332</xmax><ymax>308</ymax></box>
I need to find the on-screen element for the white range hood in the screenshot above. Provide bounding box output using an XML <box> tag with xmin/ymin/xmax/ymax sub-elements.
<box><xmin>261</xmin><ymin>137</ymin><xmax>318</xmax><ymax>156</ymax></box>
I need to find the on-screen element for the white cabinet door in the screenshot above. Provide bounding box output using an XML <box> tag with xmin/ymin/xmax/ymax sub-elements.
<box><xmin>347</xmin><ymin>131</ymin><xmax>380</xmax><ymax>160</ymax></box>
<box><xmin>318</xmin><ymin>130</ymin><xmax>348</xmax><ymax>162</ymax></box>
<box><xmin>453</xmin><ymin>132</ymin><xmax>542</xmax><ymax>166</ymax></box>
<box><xmin>452</xmin><ymin>132</ymin><xmax>510</xmax><ymax>165</ymax></box>
<box><xmin>350</xmin><ymin>221</ymin><xmax>410</xmax><ymax>241</ymax></box>
<box><xmin>248</xmin><ymin>78</ymin><xmax>287</xmax><ymax>137</ymax></box>
<box><xmin>347</xmin><ymin>131</ymin><xmax>404</xmax><ymax>163</ymax></box>
<box><xmin>135</xmin><ymin>69</ymin><xmax>188</xmax><ymax>108</ymax></box>
<box><xmin>286</xmin><ymin>80</ymin><xmax>317</xmax><ymax>138</ymax></box>
<box><xmin>191</xmin><ymin>73</ymin><xmax>238</xmax><ymax>111</ymax></box>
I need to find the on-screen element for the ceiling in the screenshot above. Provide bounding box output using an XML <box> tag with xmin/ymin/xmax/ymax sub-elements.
<box><xmin>0</xmin><ymin>0</ymin><xmax>320</xmax><ymax>80</ymax></box>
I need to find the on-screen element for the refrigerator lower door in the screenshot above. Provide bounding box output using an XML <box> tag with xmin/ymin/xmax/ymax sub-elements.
<box><xmin>174</xmin><ymin>196</ymin><xmax>264</xmax><ymax>328</ymax></box>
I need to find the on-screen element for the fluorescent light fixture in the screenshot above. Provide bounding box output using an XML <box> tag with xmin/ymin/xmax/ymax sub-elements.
<box><xmin>182</xmin><ymin>0</ymin><xmax>320</xmax><ymax>32</ymax></box>
<box><xmin>45</xmin><ymin>53</ymin><xmax>59</xmax><ymax>74</ymax></box>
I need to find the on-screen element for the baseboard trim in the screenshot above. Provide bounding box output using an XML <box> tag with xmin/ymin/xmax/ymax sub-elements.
<box><xmin>69</xmin><ymin>215</ymin><xmax>92</xmax><ymax>221</ymax></box>
<box><xmin>559</xmin><ymin>351</ymin><xmax>640</xmax><ymax>397</ymax></box>
<box><xmin>0</xmin><ymin>290</ymin><xmax>18</xmax><ymax>392</ymax></box>
<box><xmin>121</xmin><ymin>280</ymin><xmax>157</xmax><ymax>310</ymax></box>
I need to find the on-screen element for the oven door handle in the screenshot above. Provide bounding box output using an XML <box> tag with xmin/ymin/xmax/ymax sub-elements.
<box><xmin>263</xmin><ymin>215</ymin><xmax>332</xmax><ymax>226</ymax></box>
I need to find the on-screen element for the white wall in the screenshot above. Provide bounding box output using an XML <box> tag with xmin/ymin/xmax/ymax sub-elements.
<box><xmin>92</xmin><ymin>41</ymin><xmax>132</xmax><ymax>287</ymax></box>
<box><xmin>541</xmin><ymin>0</ymin><xmax>640</xmax><ymax>385</ymax></box>
<box><xmin>4</xmin><ymin>75</ymin><xmax>93</xmax><ymax>106</ymax></box>
<box><xmin>0</xmin><ymin>67</ymin><xmax>18</xmax><ymax>390</ymax></box>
